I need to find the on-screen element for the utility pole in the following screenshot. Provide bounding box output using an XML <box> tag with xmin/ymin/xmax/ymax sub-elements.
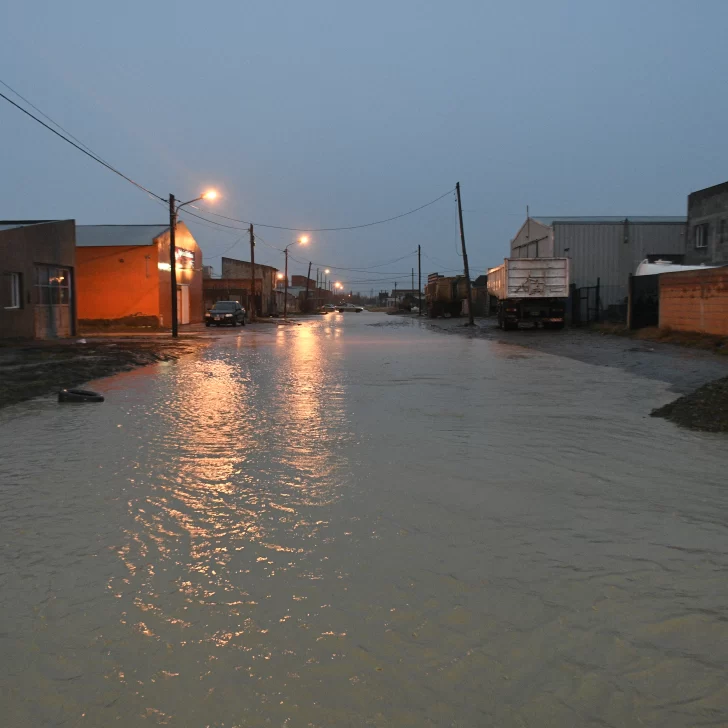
<box><xmin>304</xmin><ymin>261</ymin><xmax>312</xmax><ymax>313</ymax></box>
<box><xmin>169</xmin><ymin>193</ymin><xmax>179</xmax><ymax>338</ymax></box>
<box><xmin>249</xmin><ymin>224</ymin><xmax>256</xmax><ymax>321</ymax></box>
<box><xmin>418</xmin><ymin>244</ymin><xmax>422</xmax><ymax>315</ymax></box>
<box><xmin>411</xmin><ymin>268</ymin><xmax>414</xmax><ymax>295</ymax></box>
<box><xmin>283</xmin><ymin>248</ymin><xmax>289</xmax><ymax>319</ymax></box>
<box><xmin>456</xmin><ymin>181</ymin><xmax>475</xmax><ymax>326</ymax></box>
<box><xmin>316</xmin><ymin>268</ymin><xmax>320</xmax><ymax>310</ymax></box>
<box><xmin>394</xmin><ymin>280</ymin><xmax>397</xmax><ymax>309</ymax></box>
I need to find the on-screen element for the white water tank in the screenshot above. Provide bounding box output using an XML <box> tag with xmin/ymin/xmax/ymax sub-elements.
<box><xmin>634</xmin><ymin>259</ymin><xmax>718</xmax><ymax>276</ymax></box>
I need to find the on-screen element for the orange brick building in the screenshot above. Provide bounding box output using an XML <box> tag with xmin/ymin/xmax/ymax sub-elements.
<box><xmin>660</xmin><ymin>267</ymin><xmax>728</xmax><ymax>336</ymax></box>
<box><xmin>75</xmin><ymin>223</ymin><xmax>203</xmax><ymax>328</ymax></box>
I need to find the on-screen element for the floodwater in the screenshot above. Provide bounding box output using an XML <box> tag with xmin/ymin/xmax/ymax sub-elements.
<box><xmin>2</xmin><ymin>314</ymin><xmax>728</xmax><ymax>727</ymax></box>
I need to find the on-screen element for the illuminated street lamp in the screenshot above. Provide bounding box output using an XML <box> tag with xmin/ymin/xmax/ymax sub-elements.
<box><xmin>283</xmin><ymin>235</ymin><xmax>309</xmax><ymax>319</ymax></box>
<box><xmin>169</xmin><ymin>189</ymin><xmax>217</xmax><ymax>337</ymax></box>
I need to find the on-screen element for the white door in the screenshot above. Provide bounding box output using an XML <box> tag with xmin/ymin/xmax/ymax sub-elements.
<box><xmin>177</xmin><ymin>285</ymin><xmax>190</xmax><ymax>325</ymax></box>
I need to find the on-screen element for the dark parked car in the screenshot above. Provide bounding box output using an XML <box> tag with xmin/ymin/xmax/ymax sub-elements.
<box><xmin>205</xmin><ymin>301</ymin><xmax>246</xmax><ymax>327</ymax></box>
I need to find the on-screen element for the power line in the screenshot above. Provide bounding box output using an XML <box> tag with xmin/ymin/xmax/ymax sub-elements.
<box><xmin>287</xmin><ymin>250</ymin><xmax>417</xmax><ymax>273</ymax></box>
<box><xmin>0</xmin><ymin>88</ymin><xmax>165</xmax><ymax>203</ymax></box>
<box><xmin>0</xmin><ymin>78</ymin><xmax>108</xmax><ymax>162</ymax></box>
<box><xmin>1</xmin><ymin>78</ymin><xmax>454</xmax><ymax>239</ymax></box>
<box><xmin>189</xmin><ymin>188</ymin><xmax>455</xmax><ymax>232</ymax></box>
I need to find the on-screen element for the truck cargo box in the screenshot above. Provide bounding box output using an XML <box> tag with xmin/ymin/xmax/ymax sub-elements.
<box><xmin>487</xmin><ymin>258</ymin><xmax>570</xmax><ymax>300</ymax></box>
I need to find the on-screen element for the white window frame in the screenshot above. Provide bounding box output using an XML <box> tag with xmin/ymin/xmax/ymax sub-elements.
<box><xmin>695</xmin><ymin>224</ymin><xmax>709</xmax><ymax>249</ymax></box>
<box><xmin>5</xmin><ymin>272</ymin><xmax>21</xmax><ymax>309</ymax></box>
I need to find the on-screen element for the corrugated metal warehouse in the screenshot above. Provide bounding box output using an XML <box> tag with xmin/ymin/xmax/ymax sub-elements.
<box><xmin>509</xmin><ymin>216</ymin><xmax>687</xmax><ymax>310</ymax></box>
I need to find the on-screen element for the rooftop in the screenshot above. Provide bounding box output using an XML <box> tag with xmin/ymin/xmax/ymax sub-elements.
<box><xmin>0</xmin><ymin>220</ymin><xmax>60</xmax><ymax>232</ymax></box>
<box><xmin>532</xmin><ymin>216</ymin><xmax>686</xmax><ymax>226</ymax></box>
<box><xmin>76</xmin><ymin>224</ymin><xmax>169</xmax><ymax>247</ymax></box>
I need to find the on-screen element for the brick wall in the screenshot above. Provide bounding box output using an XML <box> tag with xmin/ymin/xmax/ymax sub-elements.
<box><xmin>660</xmin><ymin>268</ymin><xmax>728</xmax><ymax>335</ymax></box>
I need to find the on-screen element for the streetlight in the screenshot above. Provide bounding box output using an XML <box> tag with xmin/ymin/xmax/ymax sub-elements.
<box><xmin>169</xmin><ymin>189</ymin><xmax>217</xmax><ymax>337</ymax></box>
<box><xmin>283</xmin><ymin>235</ymin><xmax>309</xmax><ymax>318</ymax></box>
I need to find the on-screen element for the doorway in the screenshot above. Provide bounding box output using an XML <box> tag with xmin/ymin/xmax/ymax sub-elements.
<box><xmin>177</xmin><ymin>284</ymin><xmax>190</xmax><ymax>325</ymax></box>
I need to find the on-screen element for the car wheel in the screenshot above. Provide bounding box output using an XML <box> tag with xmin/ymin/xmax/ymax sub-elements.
<box><xmin>230</xmin><ymin>320</ymin><xmax>236</xmax><ymax>327</ymax></box>
<box><xmin>241</xmin><ymin>319</ymin><xmax>246</xmax><ymax>326</ymax></box>
<box><xmin>205</xmin><ymin>322</ymin><xmax>210</xmax><ymax>327</ymax></box>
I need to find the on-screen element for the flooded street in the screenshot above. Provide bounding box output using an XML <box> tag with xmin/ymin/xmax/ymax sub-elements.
<box><xmin>2</xmin><ymin>313</ymin><xmax>728</xmax><ymax>727</ymax></box>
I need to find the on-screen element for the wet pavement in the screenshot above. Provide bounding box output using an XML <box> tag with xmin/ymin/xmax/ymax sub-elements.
<box><xmin>1</xmin><ymin>313</ymin><xmax>728</xmax><ymax>727</ymax></box>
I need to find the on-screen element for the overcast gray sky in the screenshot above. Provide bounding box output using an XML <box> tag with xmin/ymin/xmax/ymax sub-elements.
<box><xmin>2</xmin><ymin>0</ymin><xmax>727</xmax><ymax>292</ymax></box>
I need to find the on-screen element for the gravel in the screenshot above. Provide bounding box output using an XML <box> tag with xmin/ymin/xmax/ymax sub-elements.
<box><xmin>651</xmin><ymin>376</ymin><xmax>728</xmax><ymax>432</ymax></box>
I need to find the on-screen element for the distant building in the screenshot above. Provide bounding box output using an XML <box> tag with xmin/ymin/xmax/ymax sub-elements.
<box><xmin>220</xmin><ymin>257</ymin><xmax>279</xmax><ymax>316</ymax></box>
<box><xmin>0</xmin><ymin>220</ymin><xmax>77</xmax><ymax>339</ymax></box>
<box><xmin>508</xmin><ymin>216</ymin><xmax>687</xmax><ymax>309</ymax></box>
<box><xmin>683</xmin><ymin>181</ymin><xmax>728</xmax><ymax>265</ymax></box>
<box><xmin>291</xmin><ymin>275</ymin><xmax>315</xmax><ymax>289</ymax></box>
<box><xmin>76</xmin><ymin>223</ymin><xmax>203</xmax><ymax>328</ymax></box>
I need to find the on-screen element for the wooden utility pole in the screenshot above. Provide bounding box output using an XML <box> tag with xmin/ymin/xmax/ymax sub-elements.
<box><xmin>283</xmin><ymin>248</ymin><xmax>289</xmax><ymax>318</ymax></box>
<box><xmin>169</xmin><ymin>193</ymin><xmax>178</xmax><ymax>337</ymax></box>
<box><xmin>456</xmin><ymin>182</ymin><xmax>475</xmax><ymax>326</ymax></box>
<box><xmin>418</xmin><ymin>244</ymin><xmax>422</xmax><ymax>315</ymax></box>
<box><xmin>249</xmin><ymin>223</ymin><xmax>256</xmax><ymax>321</ymax></box>
<box><xmin>304</xmin><ymin>261</ymin><xmax>312</xmax><ymax>313</ymax></box>
<box><xmin>411</xmin><ymin>268</ymin><xmax>414</xmax><ymax>294</ymax></box>
<box><xmin>394</xmin><ymin>280</ymin><xmax>397</xmax><ymax>308</ymax></box>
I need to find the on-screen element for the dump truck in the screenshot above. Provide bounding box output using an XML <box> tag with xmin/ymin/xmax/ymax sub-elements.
<box><xmin>487</xmin><ymin>258</ymin><xmax>570</xmax><ymax>330</ymax></box>
<box><xmin>425</xmin><ymin>273</ymin><xmax>468</xmax><ymax>318</ymax></box>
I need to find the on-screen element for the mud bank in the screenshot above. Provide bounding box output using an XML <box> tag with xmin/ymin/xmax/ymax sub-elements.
<box><xmin>0</xmin><ymin>337</ymin><xmax>209</xmax><ymax>409</ymax></box>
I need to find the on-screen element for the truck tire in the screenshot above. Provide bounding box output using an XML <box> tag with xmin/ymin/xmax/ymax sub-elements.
<box><xmin>503</xmin><ymin>320</ymin><xmax>517</xmax><ymax>331</ymax></box>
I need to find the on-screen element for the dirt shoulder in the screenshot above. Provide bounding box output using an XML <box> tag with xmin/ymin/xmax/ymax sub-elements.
<box><xmin>416</xmin><ymin>315</ymin><xmax>728</xmax><ymax>432</ymax></box>
<box><xmin>0</xmin><ymin>336</ymin><xmax>210</xmax><ymax>410</ymax></box>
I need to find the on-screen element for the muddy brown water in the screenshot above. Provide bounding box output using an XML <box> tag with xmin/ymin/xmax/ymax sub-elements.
<box><xmin>1</xmin><ymin>314</ymin><xmax>728</xmax><ymax>727</ymax></box>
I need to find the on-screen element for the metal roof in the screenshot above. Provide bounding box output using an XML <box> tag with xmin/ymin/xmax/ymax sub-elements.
<box><xmin>0</xmin><ymin>220</ymin><xmax>58</xmax><ymax>232</ymax></box>
<box><xmin>75</xmin><ymin>224</ymin><xmax>169</xmax><ymax>247</ymax></box>
<box><xmin>532</xmin><ymin>216</ymin><xmax>686</xmax><ymax>226</ymax></box>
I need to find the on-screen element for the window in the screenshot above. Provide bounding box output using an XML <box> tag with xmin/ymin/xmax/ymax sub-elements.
<box><xmin>695</xmin><ymin>223</ymin><xmax>710</xmax><ymax>249</ymax></box>
<box><xmin>720</xmin><ymin>219</ymin><xmax>727</xmax><ymax>245</ymax></box>
<box><xmin>35</xmin><ymin>266</ymin><xmax>71</xmax><ymax>305</ymax></box>
<box><xmin>4</xmin><ymin>273</ymin><xmax>21</xmax><ymax>309</ymax></box>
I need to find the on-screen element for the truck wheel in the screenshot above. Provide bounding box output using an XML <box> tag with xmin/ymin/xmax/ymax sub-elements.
<box><xmin>503</xmin><ymin>321</ymin><xmax>517</xmax><ymax>331</ymax></box>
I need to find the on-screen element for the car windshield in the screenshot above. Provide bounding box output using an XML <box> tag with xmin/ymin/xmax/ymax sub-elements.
<box><xmin>211</xmin><ymin>302</ymin><xmax>237</xmax><ymax>311</ymax></box>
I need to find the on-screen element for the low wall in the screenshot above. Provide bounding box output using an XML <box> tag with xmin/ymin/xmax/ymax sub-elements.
<box><xmin>660</xmin><ymin>268</ymin><xmax>728</xmax><ymax>335</ymax></box>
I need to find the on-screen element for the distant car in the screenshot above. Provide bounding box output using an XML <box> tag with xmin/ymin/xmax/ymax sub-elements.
<box><xmin>336</xmin><ymin>303</ymin><xmax>364</xmax><ymax>312</ymax></box>
<box><xmin>205</xmin><ymin>301</ymin><xmax>246</xmax><ymax>327</ymax></box>
<box><xmin>321</xmin><ymin>304</ymin><xmax>338</xmax><ymax>313</ymax></box>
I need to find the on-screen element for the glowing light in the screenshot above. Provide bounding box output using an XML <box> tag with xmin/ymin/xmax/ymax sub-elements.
<box><xmin>298</xmin><ymin>236</ymin><xmax>309</xmax><ymax>245</ymax></box>
<box><xmin>202</xmin><ymin>190</ymin><xmax>218</xmax><ymax>201</ymax></box>
<box><xmin>277</xmin><ymin>273</ymin><xmax>285</xmax><ymax>280</ymax></box>
<box><xmin>324</xmin><ymin>269</ymin><xmax>330</xmax><ymax>274</ymax></box>
<box><xmin>158</xmin><ymin>262</ymin><xmax>172</xmax><ymax>271</ymax></box>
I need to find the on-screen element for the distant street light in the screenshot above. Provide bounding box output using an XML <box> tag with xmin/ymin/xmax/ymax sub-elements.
<box><xmin>283</xmin><ymin>236</ymin><xmax>309</xmax><ymax>319</ymax></box>
<box><xmin>169</xmin><ymin>189</ymin><xmax>217</xmax><ymax>337</ymax></box>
